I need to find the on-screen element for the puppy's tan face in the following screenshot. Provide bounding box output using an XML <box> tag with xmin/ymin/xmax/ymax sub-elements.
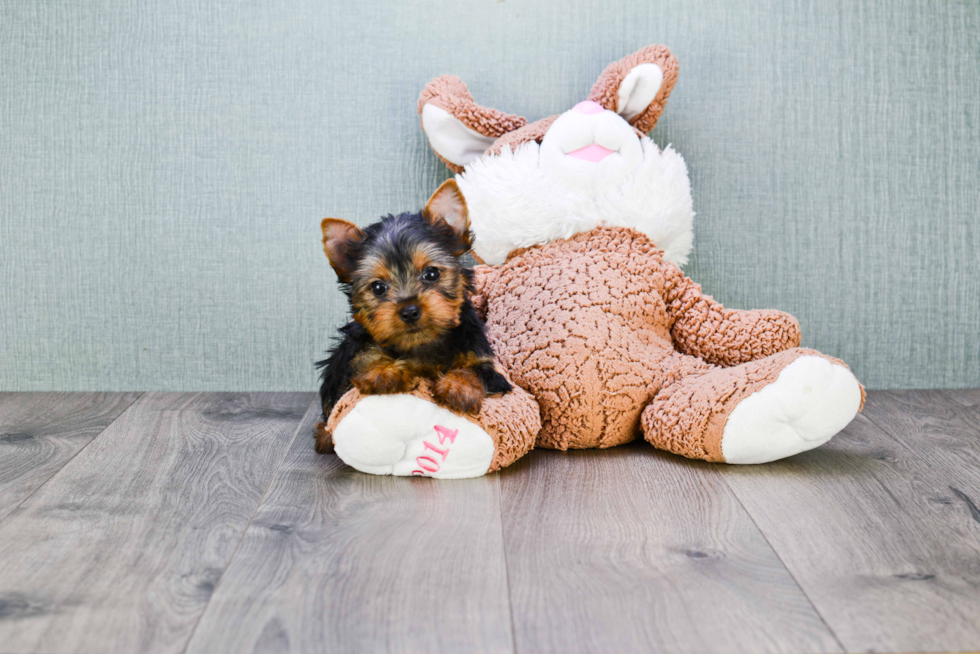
<box><xmin>349</xmin><ymin>236</ymin><xmax>466</xmax><ymax>351</ymax></box>
<box><xmin>320</xmin><ymin>180</ymin><xmax>472</xmax><ymax>352</ymax></box>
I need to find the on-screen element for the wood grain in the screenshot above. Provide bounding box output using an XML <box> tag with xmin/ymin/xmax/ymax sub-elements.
<box><xmin>0</xmin><ymin>392</ymin><xmax>141</xmax><ymax>523</ymax></box>
<box><xmin>0</xmin><ymin>392</ymin><xmax>311</xmax><ymax>654</ymax></box>
<box><xmin>185</xmin><ymin>400</ymin><xmax>514</xmax><ymax>654</ymax></box>
<box><xmin>944</xmin><ymin>387</ymin><xmax>980</xmax><ymax>409</ymax></box>
<box><xmin>499</xmin><ymin>444</ymin><xmax>840</xmax><ymax>654</ymax></box>
<box><xmin>720</xmin><ymin>391</ymin><xmax>980</xmax><ymax>653</ymax></box>
<box><xmin>863</xmin><ymin>389</ymin><xmax>980</xmax><ymax>473</ymax></box>
<box><xmin>4</xmin><ymin>390</ymin><xmax>979</xmax><ymax>653</ymax></box>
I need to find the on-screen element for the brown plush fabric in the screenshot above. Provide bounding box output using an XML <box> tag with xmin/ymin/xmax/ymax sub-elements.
<box><xmin>587</xmin><ymin>44</ymin><xmax>680</xmax><ymax>134</ymax></box>
<box><xmin>327</xmin><ymin>370</ymin><xmax>540</xmax><ymax>473</ymax></box>
<box><xmin>642</xmin><ymin>348</ymin><xmax>861</xmax><ymax>461</ymax></box>
<box><xmin>476</xmin><ymin>227</ymin><xmax>816</xmax><ymax>450</ymax></box>
<box><xmin>418</xmin><ymin>75</ymin><xmax>527</xmax><ymax>173</ymax></box>
<box><xmin>663</xmin><ymin>265</ymin><xmax>803</xmax><ymax>366</ymax></box>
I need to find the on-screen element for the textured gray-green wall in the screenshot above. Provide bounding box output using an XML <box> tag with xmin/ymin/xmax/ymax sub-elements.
<box><xmin>1</xmin><ymin>0</ymin><xmax>977</xmax><ymax>391</ymax></box>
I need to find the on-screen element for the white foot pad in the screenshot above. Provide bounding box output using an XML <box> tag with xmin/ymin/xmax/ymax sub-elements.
<box><xmin>721</xmin><ymin>356</ymin><xmax>861</xmax><ymax>464</ymax></box>
<box><xmin>332</xmin><ymin>394</ymin><xmax>495</xmax><ymax>479</ymax></box>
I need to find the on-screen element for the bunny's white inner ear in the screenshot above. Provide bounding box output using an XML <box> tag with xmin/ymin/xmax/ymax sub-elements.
<box><xmin>617</xmin><ymin>63</ymin><xmax>664</xmax><ymax>121</ymax></box>
<box><xmin>421</xmin><ymin>103</ymin><xmax>497</xmax><ymax>167</ymax></box>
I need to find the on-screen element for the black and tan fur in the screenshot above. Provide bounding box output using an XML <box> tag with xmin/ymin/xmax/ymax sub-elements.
<box><xmin>314</xmin><ymin>180</ymin><xmax>511</xmax><ymax>452</ymax></box>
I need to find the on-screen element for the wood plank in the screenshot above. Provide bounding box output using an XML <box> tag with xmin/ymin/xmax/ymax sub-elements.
<box><xmin>499</xmin><ymin>444</ymin><xmax>840</xmax><ymax>654</ymax></box>
<box><xmin>863</xmin><ymin>389</ymin><xmax>980</xmax><ymax>471</ymax></box>
<box><xmin>185</xmin><ymin>401</ymin><xmax>515</xmax><ymax>654</ymax></box>
<box><xmin>0</xmin><ymin>392</ymin><xmax>141</xmax><ymax>523</ymax></box>
<box><xmin>0</xmin><ymin>392</ymin><xmax>311</xmax><ymax>654</ymax></box>
<box><xmin>943</xmin><ymin>387</ymin><xmax>980</xmax><ymax>410</ymax></box>
<box><xmin>719</xmin><ymin>391</ymin><xmax>980</xmax><ymax>654</ymax></box>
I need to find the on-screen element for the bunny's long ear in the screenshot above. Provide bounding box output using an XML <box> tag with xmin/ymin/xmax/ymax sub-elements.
<box><xmin>418</xmin><ymin>75</ymin><xmax>527</xmax><ymax>173</ymax></box>
<box><xmin>587</xmin><ymin>45</ymin><xmax>679</xmax><ymax>133</ymax></box>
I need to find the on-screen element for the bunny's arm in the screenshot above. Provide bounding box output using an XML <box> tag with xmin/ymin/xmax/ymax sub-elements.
<box><xmin>662</xmin><ymin>261</ymin><xmax>801</xmax><ymax>367</ymax></box>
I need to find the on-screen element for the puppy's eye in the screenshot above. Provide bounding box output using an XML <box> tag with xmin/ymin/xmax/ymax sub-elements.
<box><xmin>370</xmin><ymin>281</ymin><xmax>388</xmax><ymax>297</ymax></box>
<box><xmin>421</xmin><ymin>267</ymin><xmax>441</xmax><ymax>283</ymax></box>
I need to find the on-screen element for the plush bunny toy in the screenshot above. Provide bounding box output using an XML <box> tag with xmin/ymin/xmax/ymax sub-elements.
<box><xmin>321</xmin><ymin>44</ymin><xmax>864</xmax><ymax>478</ymax></box>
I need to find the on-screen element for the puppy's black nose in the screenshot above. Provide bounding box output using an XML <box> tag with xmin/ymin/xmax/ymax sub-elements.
<box><xmin>399</xmin><ymin>304</ymin><xmax>421</xmax><ymax>324</ymax></box>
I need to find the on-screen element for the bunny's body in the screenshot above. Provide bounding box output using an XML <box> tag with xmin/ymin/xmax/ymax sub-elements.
<box><xmin>322</xmin><ymin>45</ymin><xmax>864</xmax><ymax>478</ymax></box>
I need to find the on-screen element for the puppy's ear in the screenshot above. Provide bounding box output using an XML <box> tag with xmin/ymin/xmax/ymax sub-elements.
<box><xmin>424</xmin><ymin>180</ymin><xmax>471</xmax><ymax>253</ymax></box>
<box><xmin>320</xmin><ymin>218</ymin><xmax>365</xmax><ymax>283</ymax></box>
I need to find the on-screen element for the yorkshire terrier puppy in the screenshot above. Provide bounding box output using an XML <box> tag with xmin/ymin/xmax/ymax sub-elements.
<box><xmin>314</xmin><ymin>180</ymin><xmax>511</xmax><ymax>453</ymax></box>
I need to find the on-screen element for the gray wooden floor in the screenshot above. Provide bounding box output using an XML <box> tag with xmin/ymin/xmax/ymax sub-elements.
<box><xmin>0</xmin><ymin>391</ymin><xmax>978</xmax><ymax>654</ymax></box>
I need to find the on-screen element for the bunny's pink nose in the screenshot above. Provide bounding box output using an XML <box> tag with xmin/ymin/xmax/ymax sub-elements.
<box><xmin>572</xmin><ymin>100</ymin><xmax>605</xmax><ymax>115</ymax></box>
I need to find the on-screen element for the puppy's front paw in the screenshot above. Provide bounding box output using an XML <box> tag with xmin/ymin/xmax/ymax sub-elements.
<box><xmin>478</xmin><ymin>366</ymin><xmax>513</xmax><ymax>396</ymax></box>
<box><xmin>433</xmin><ymin>369</ymin><xmax>486</xmax><ymax>414</ymax></box>
<box><xmin>353</xmin><ymin>361</ymin><xmax>418</xmax><ymax>395</ymax></box>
